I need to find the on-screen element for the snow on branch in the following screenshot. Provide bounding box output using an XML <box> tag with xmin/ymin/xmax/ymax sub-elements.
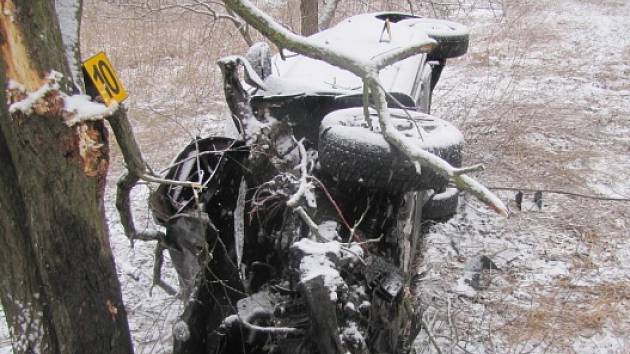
<box><xmin>224</xmin><ymin>0</ymin><xmax>509</xmax><ymax>216</ymax></box>
<box><xmin>224</xmin><ymin>0</ymin><xmax>431</xmax><ymax>76</ymax></box>
<box><xmin>373</xmin><ymin>42</ymin><xmax>438</xmax><ymax>70</ymax></box>
<box><xmin>63</xmin><ymin>95</ymin><xmax>119</xmax><ymax>126</ymax></box>
<box><xmin>8</xmin><ymin>71</ymin><xmax>118</xmax><ymax>125</ymax></box>
<box><xmin>365</xmin><ymin>75</ymin><xmax>507</xmax><ymax>216</ymax></box>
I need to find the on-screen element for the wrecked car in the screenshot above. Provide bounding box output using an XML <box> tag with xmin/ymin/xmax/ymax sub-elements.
<box><xmin>150</xmin><ymin>12</ymin><xmax>469</xmax><ymax>354</ymax></box>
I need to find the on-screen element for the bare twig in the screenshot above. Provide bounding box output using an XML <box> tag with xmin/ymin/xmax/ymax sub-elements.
<box><xmin>158</xmin><ymin>148</ymin><xmax>241</xmax><ymax>174</ymax></box>
<box><xmin>140</xmin><ymin>173</ymin><xmax>204</xmax><ymax>188</ymax></box>
<box><xmin>223</xmin><ymin>0</ymin><xmax>435</xmax><ymax>77</ymax></box>
<box><xmin>350</xmin><ymin>233</ymin><xmax>384</xmax><ymax>245</ymax></box>
<box><xmin>116</xmin><ymin>0</ymin><xmax>253</xmax><ymax>45</ymax></box>
<box><xmin>340</xmin><ymin>246</ymin><xmax>367</xmax><ymax>266</ymax></box>
<box><xmin>108</xmin><ymin>107</ymin><xmax>203</xmax><ymax>244</ymax></box>
<box><xmin>420</xmin><ymin>312</ymin><xmax>444</xmax><ymax>354</ymax></box>
<box><xmin>454</xmin><ymin>163</ymin><xmax>485</xmax><ymax>175</ymax></box>
<box><xmin>347</xmin><ymin>198</ymin><xmax>370</xmax><ymax>247</ymax></box>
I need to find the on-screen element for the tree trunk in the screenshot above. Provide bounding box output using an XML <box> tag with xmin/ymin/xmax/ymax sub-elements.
<box><xmin>300</xmin><ymin>0</ymin><xmax>319</xmax><ymax>36</ymax></box>
<box><xmin>0</xmin><ymin>1</ymin><xmax>133</xmax><ymax>353</ymax></box>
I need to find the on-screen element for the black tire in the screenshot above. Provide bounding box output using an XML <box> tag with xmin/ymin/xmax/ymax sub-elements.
<box><xmin>422</xmin><ymin>187</ymin><xmax>459</xmax><ymax>220</ymax></box>
<box><xmin>245</xmin><ymin>42</ymin><xmax>272</xmax><ymax>80</ymax></box>
<box><xmin>413</xmin><ymin>19</ymin><xmax>469</xmax><ymax>60</ymax></box>
<box><xmin>318</xmin><ymin>108</ymin><xmax>463</xmax><ymax>193</ymax></box>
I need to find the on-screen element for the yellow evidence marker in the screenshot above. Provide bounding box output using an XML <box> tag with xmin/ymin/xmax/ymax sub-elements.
<box><xmin>82</xmin><ymin>52</ymin><xmax>128</xmax><ymax>106</ymax></box>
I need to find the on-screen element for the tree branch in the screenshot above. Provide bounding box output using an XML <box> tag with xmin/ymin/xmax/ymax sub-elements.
<box><xmin>224</xmin><ymin>0</ymin><xmax>374</xmax><ymax>75</ymax></box>
<box><xmin>366</xmin><ymin>74</ymin><xmax>508</xmax><ymax>216</ymax></box>
<box><xmin>107</xmin><ymin>107</ymin><xmax>203</xmax><ymax>244</ymax></box>
<box><xmin>223</xmin><ymin>0</ymin><xmax>508</xmax><ymax>217</ymax></box>
<box><xmin>116</xmin><ymin>1</ymin><xmax>253</xmax><ymax>45</ymax></box>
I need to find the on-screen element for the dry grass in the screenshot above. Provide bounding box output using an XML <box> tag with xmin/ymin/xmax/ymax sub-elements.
<box><xmin>416</xmin><ymin>1</ymin><xmax>629</xmax><ymax>352</ymax></box>
<box><xmin>497</xmin><ymin>280</ymin><xmax>629</xmax><ymax>352</ymax></box>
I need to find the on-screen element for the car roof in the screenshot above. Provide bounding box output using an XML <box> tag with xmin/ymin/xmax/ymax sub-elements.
<box><xmin>267</xmin><ymin>12</ymin><xmax>432</xmax><ymax>97</ymax></box>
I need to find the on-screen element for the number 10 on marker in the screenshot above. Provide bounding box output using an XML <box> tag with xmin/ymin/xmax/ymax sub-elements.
<box><xmin>82</xmin><ymin>52</ymin><xmax>128</xmax><ymax>106</ymax></box>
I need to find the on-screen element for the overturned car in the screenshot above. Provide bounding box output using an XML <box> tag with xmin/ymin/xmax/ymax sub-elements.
<box><xmin>150</xmin><ymin>12</ymin><xmax>469</xmax><ymax>354</ymax></box>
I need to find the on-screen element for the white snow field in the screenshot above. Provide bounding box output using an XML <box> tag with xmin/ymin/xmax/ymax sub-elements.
<box><xmin>1</xmin><ymin>0</ymin><xmax>628</xmax><ymax>353</ymax></box>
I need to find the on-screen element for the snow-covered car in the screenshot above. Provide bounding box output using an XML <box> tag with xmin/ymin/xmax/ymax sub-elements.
<box><xmin>244</xmin><ymin>12</ymin><xmax>469</xmax><ymax>218</ymax></box>
<box><xmin>249</xmin><ymin>12</ymin><xmax>469</xmax><ymax>113</ymax></box>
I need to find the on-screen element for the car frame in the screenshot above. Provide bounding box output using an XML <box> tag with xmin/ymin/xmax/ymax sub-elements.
<box><xmin>150</xmin><ymin>11</ymin><xmax>471</xmax><ymax>354</ymax></box>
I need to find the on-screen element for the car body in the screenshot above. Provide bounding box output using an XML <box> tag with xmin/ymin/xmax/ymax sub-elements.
<box><xmin>249</xmin><ymin>12</ymin><xmax>468</xmax><ymax>116</ymax></box>
<box><xmin>149</xmin><ymin>12</ymin><xmax>470</xmax><ymax>353</ymax></box>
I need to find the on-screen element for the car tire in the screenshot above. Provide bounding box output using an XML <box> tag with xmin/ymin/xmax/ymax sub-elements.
<box><xmin>413</xmin><ymin>19</ymin><xmax>470</xmax><ymax>60</ymax></box>
<box><xmin>318</xmin><ymin>108</ymin><xmax>463</xmax><ymax>193</ymax></box>
<box><xmin>245</xmin><ymin>42</ymin><xmax>272</xmax><ymax>80</ymax></box>
<box><xmin>422</xmin><ymin>187</ymin><xmax>459</xmax><ymax>220</ymax></box>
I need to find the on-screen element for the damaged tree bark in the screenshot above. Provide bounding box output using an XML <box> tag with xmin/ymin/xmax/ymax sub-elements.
<box><xmin>0</xmin><ymin>1</ymin><xmax>133</xmax><ymax>353</ymax></box>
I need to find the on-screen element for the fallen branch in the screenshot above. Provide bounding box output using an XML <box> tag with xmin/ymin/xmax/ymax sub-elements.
<box><xmin>365</xmin><ymin>75</ymin><xmax>508</xmax><ymax>216</ymax></box>
<box><xmin>223</xmin><ymin>0</ymin><xmax>509</xmax><ymax>217</ymax></box>
<box><xmin>107</xmin><ymin>107</ymin><xmax>203</xmax><ymax>245</ymax></box>
<box><xmin>224</xmin><ymin>0</ymin><xmax>436</xmax><ymax>77</ymax></box>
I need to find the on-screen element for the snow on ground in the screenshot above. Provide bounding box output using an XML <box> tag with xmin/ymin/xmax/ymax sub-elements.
<box><xmin>0</xmin><ymin>308</ymin><xmax>8</xmax><ymax>354</ymax></box>
<box><xmin>1</xmin><ymin>1</ymin><xmax>629</xmax><ymax>353</ymax></box>
<box><xmin>414</xmin><ymin>0</ymin><xmax>630</xmax><ymax>353</ymax></box>
<box><xmin>105</xmin><ymin>184</ymin><xmax>181</xmax><ymax>354</ymax></box>
<box><xmin>100</xmin><ymin>112</ymin><xmax>228</xmax><ymax>354</ymax></box>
